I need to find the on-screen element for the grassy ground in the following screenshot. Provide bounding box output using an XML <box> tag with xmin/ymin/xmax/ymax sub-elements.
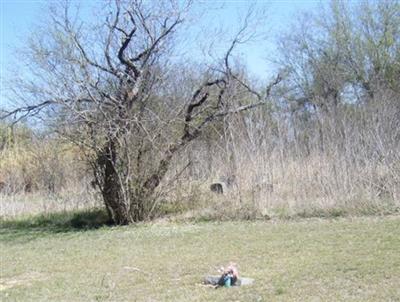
<box><xmin>1</xmin><ymin>212</ymin><xmax>399</xmax><ymax>301</ymax></box>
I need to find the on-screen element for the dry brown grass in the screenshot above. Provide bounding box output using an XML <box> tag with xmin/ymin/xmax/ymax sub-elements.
<box><xmin>0</xmin><ymin>190</ymin><xmax>100</xmax><ymax>218</ymax></box>
<box><xmin>159</xmin><ymin>151</ymin><xmax>399</xmax><ymax>220</ymax></box>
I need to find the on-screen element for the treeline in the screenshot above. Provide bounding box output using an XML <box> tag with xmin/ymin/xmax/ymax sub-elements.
<box><xmin>1</xmin><ymin>0</ymin><xmax>399</xmax><ymax>220</ymax></box>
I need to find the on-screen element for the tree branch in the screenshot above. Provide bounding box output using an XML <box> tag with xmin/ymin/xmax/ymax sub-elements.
<box><xmin>117</xmin><ymin>11</ymin><xmax>140</xmax><ymax>79</ymax></box>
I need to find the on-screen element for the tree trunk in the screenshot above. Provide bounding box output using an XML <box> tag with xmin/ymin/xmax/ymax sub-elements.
<box><xmin>96</xmin><ymin>139</ymin><xmax>173</xmax><ymax>224</ymax></box>
<box><xmin>97</xmin><ymin>139</ymin><xmax>129</xmax><ymax>225</ymax></box>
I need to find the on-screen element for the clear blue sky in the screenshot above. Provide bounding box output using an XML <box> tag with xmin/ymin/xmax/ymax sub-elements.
<box><xmin>0</xmin><ymin>0</ymin><xmax>321</xmax><ymax>103</ymax></box>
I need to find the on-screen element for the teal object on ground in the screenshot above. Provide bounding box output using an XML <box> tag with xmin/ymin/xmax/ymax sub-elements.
<box><xmin>224</xmin><ymin>276</ymin><xmax>231</xmax><ymax>287</ymax></box>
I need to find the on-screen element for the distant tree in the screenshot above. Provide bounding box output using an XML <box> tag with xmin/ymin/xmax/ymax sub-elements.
<box><xmin>275</xmin><ymin>0</ymin><xmax>400</xmax><ymax>153</ymax></box>
<box><xmin>277</xmin><ymin>0</ymin><xmax>400</xmax><ymax>106</ymax></box>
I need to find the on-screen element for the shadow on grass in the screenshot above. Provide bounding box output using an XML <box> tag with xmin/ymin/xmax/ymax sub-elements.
<box><xmin>0</xmin><ymin>208</ymin><xmax>113</xmax><ymax>243</ymax></box>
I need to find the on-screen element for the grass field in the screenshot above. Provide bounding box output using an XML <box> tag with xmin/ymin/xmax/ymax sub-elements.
<box><xmin>1</xmin><ymin>212</ymin><xmax>399</xmax><ymax>301</ymax></box>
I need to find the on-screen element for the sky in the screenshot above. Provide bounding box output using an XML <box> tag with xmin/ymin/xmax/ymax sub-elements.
<box><xmin>0</xmin><ymin>0</ymin><xmax>321</xmax><ymax>106</ymax></box>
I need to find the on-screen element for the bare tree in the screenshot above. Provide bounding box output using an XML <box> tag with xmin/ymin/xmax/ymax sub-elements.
<box><xmin>1</xmin><ymin>0</ymin><xmax>281</xmax><ymax>224</ymax></box>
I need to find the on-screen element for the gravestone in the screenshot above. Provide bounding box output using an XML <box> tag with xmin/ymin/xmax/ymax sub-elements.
<box><xmin>210</xmin><ymin>183</ymin><xmax>223</xmax><ymax>194</ymax></box>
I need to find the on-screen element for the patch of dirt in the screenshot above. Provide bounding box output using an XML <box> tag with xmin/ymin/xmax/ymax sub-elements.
<box><xmin>0</xmin><ymin>272</ymin><xmax>46</xmax><ymax>291</ymax></box>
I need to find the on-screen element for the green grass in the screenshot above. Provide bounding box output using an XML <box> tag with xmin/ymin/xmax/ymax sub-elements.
<box><xmin>1</xmin><ymin>213</ymin><xmax>399</xmax><ymax>301</ymax></box>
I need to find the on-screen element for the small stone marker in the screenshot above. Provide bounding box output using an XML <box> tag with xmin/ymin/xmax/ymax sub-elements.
<box><xmin>204</xmin><ymin>276</ymin><xmax>254</xmax><ymax>286</ymax></box>
<box><xmin>210</xmin><ymin>183</ymin><xmax>223</xmax><ymax>194</ymax></box>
